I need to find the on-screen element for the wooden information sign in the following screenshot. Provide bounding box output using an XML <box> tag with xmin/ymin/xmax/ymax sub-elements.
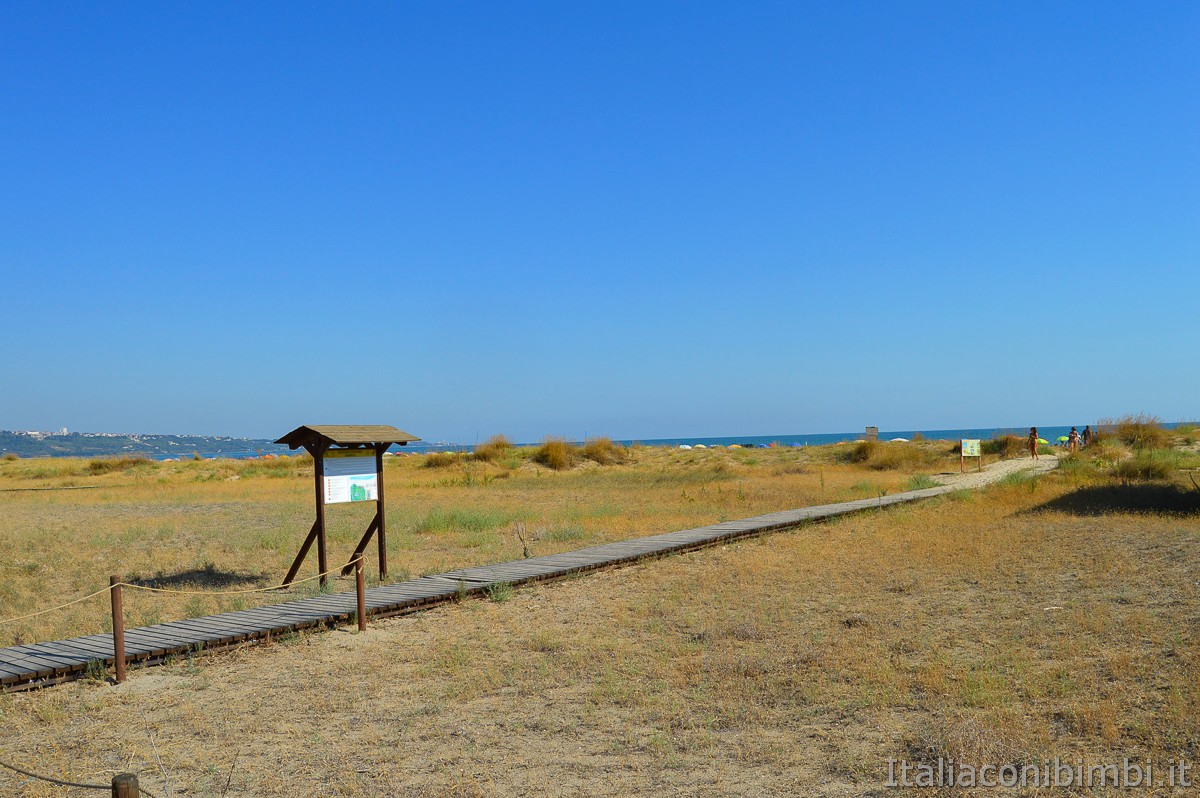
<box><xmin>275</xmin><ymin>425</ymin><xmax>420</xmax><ymax>586</ymax></box>
<box><xmin>960</xmin><ymin>438</ymin><xmax>982</xmax><ymax>473</ymax></box>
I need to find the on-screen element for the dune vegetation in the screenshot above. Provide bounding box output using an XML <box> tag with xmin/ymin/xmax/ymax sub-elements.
<box><xmin>0</xmin><ymin>439</ymin><xmax>966</xmax><ymax>646</ymax></box>
<box><xmin>0</xmin><ymin>422</ymin><xmax>1197</xmax><ymax>796</ymax></box>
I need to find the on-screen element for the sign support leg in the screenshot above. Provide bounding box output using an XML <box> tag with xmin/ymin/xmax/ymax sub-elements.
<box><xmin>375</xmin><ymin>446</ymin><xmax>388</xmax><ymax>579</ymax></box>
<box><xmin>342</xmin><ymin>515</ymin><xmax>380</xmax><ymax>576</ymax></box>
<box><xmin>314</xmin><ymin>447</ymin><xmax>328</xmax><ymax>587</ymax></box>
<box><xmin>283</xmin><ymin>521</ymin><xmax>320</xmax><ymax>587</ymax></box>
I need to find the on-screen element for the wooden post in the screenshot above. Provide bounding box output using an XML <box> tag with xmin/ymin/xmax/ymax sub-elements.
<box><xmin>109</xmin><ymin>575</ymin><xmax>125</xmax><ymax>684</ymax></box>
<box><xmin>375</xmin><ymin>445</ymin><xmax>388</xmax><ymax>579</ymax></box>
<box><xmin>355</xmin><ymin>558</ymin><xmax>367</xmax><ymax>632</ymax></box>
<box><xmin>312</xmin><ymin>444</ymin><xmax>328</xmax><ymax>587</ymax></box>
<box><xmin>112</xmin><ymin>773</ymin><xmax>139</xmax><ymax>797</ymax></box>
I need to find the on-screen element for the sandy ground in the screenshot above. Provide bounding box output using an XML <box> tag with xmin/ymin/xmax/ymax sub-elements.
<box><xmin>931</xmin><ymin>452</ymin><xmax>1059</xmax><ymax>490</ymax></box>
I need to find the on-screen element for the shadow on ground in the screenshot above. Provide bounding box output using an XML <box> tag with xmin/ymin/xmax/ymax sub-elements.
<box><xmin>127</xmin><ymin>564</ymin><xmax>269</xmax><ymax>589</ymax></box>
<box><xmin>1029</xmin><ymin>483</ymin><xmax>1200</xmax><ymax>517</ymax></box>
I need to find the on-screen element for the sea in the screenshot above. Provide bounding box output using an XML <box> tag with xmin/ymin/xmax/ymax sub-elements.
<box><xmin>144</xmin><ymin>422</ymin><xmax>1184</xmax><ymax>459</ymax></box>
<box><xmin>409</xmin><ymin>423</ymin><xmax>1179</xmax><ymax>454</ymax></box>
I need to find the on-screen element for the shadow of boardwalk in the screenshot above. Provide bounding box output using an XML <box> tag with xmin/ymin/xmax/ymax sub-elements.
<box><xmin>126</xmin><ymin>564</ymin><xmax>269</xmax><ymax>589</ymax></box>
<box><xmin>1028</xmin><ymin>483</ymin><xmax>1200</xmax><ymax>517</ymax></box>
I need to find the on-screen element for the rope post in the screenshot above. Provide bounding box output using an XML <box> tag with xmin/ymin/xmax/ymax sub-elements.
<box><xmin>109</xmin><ymin>575</ymin><xmax>126</xmax><ymax>684</ymax></box>
<box><xmin>112</xmin><ymin>772</ymin><xmax>139</xmax><ymax>797</ymax></box>
<box><xmin>355</xmin><ymin>558</ymin><xmax>367</xmax><ymax>632</ymax></box>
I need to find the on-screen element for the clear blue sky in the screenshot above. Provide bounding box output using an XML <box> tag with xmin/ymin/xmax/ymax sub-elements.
<box><xmin>2</xmin><ymin>2</ymin><xmax>1196</xmax><ymax>442</ymax></box>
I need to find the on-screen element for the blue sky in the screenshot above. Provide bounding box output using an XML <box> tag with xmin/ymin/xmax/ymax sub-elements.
<box><xmin>2</xmin><ymin>2</ymin><xmax>1196</xmax><ymax>442</ymax></box>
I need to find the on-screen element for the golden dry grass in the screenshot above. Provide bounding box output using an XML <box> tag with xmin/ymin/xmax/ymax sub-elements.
<box><xmin>0</xmin><ymin>444</ymin><xmax>960</xmax><ymax>645</ymax></box>
<box><xmin>0</xmin><ymin>464</ymin><xmax>1196</xmax><ymax>796</ymax></box>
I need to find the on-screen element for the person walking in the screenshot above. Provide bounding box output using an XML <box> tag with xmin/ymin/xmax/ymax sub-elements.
<box><xmin>1068</xmin><ymin>426</ymin><xmax>1080</xmax><ymax>453</ymax></box>
<box><xmin>1028</xmin><ymin>427</ymin><xmax>1040</xmax><ymax>460</ymax></box>
<box><xmin>1082</xmin><ymin>425</ymin><xmax>1093</xmax><ymax>447</ymax></box>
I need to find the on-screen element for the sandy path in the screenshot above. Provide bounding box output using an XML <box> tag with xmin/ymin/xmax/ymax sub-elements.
<box><xmin>931</xmin><ymin>451</ymin><xmax>1059</xmax><ymax>490</ymax></box>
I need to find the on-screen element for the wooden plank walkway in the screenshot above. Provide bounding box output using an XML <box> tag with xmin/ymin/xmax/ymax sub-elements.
<box><xmin>0</xmin><ymin>484</ymin><xmax>955</xmax><ymax>690</ymax></box>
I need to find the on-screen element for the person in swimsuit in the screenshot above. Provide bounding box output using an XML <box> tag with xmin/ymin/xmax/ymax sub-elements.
<box><xmin>1068</xmin><ymin>426</ymin><xmax>1080</xmax><ymax>453</ymax></box>
<box><xmin>1028</xmin><ymin>427</ymin><xmax>1039</xmax><ymax>460</ymax></box>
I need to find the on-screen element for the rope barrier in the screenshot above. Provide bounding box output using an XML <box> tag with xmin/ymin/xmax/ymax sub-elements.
<box><xmin>0</xmin><ymin>587</ymin><xmax>114</xmax><ymax>627</ymax></box>
<box><xmin>0</xmin><ymin>558</ymin><xmax>366</xmax><ymax>626</ymax></box>
<box><xmin>0</xmin><ymin>758</ymin><xmax>162</xmax><ymax>798</ymax></box>
<box><xmin>120</xmin><ymin>557</ymin><xmax>364</xmax><ymax>596</ymax></box>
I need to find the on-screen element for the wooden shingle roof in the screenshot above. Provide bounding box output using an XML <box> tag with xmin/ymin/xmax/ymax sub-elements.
<box><xmin>275</xmin><ymin>425</ymin><xmax>421</xmax><ymax>450</ymax></box>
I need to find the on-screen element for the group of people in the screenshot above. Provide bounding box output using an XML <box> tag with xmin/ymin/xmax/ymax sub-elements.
<box><xmin>1027</xmin><ymin>425</ymin><xmax>1093</xmax><ymax>459</ymax></box>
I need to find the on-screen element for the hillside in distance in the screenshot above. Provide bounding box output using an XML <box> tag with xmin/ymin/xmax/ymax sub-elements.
<box><xmin>0</xmin><ymin>430</ymin><xmax>293</xmax><ymax>459</ymax></box>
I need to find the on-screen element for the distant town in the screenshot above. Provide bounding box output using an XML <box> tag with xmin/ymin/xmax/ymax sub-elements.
<box><xmin>0</xmin><ymin>428</ymin><xmax>293</xmax><ymax>459</ymax></box>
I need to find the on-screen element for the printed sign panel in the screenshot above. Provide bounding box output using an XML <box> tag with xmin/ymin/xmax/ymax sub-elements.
<box><xmin>323</xmin><ymin>450</ymin><xmax>378</xmax><ymax>504</ymax></box>
<box><xmin>961</xmin><ymin>439</ymin><xmax>981</xmax><ymax>457</ymax></box>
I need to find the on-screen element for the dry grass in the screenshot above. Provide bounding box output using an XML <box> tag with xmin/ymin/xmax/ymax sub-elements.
<box><xmin>1100</xmin><ymin>413</ymin><xmax>1173</xmax><ymax>450</ymax></box>
<box><xmin>423</xmin><ymin>451</ymin><xmax>463</xmax><ymax>468</ymax></box>
<box><xmin>532</xmin><ymin>437</ymin><xmax>578</xmax><ymax>470</ymax></box>
<box><xmin>0</xmin><ymin>445</ymin><xmax>955</xmax><ymax>645</ymax></box>
<box><xmin>846</xmin><ymin>439</ymin><xmax>934</xmax><ymax>470</ymax></box>
<box><xmin>581</xmin><ymin>437</ymin><xmax>627</xmax><ymax>465</ymax></box>
<box><xmin>0</xmin><ymin>464</ymin><xmax>1195</xmax><ymax>796</ymax></box>
<box><xmin>86</xmin><ymin>455</ymin><xmax>154</xmax><ymax>475</ymax></box>
<box><xmin>471</xmin><ymin>435</ymin><xmax>513</xmax><ymax>463</ymax></box>
<box><xmin>983</xmin><ymin>434</ymin><xmax>1027</xmax><ymax>459</ymax></box>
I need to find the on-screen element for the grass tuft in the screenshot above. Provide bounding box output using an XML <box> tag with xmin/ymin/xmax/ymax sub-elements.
<box><xmin>533</xmin><ymin>437</ymin><xmax>579</xmax><ymax>470</ymax></box>
<box><xmin>848</xmin><ymin>440</ymin><xmax>928</xmax><ymax>470</ymax></box>
<box><xmin>471</xmin><ymin>435</ymin><xmax>513</xmax><ymax>463</ymax></box>
<box><xmin>982</xmin><ymin>435</ymin><xmax>1026</xmax><ymax>459</ymax></box>
<box><xmin>86</xmin><ymin>456</ymin><xmax>152</xmax><ymax>474</ymax></box>
<box><xmin>423</xmin><ymin>451</ymin><xmax>462</xmax><ymax>468</ymax></box>
<box><xmin>582</xmin><ymin>437</ymin><xmax>627</xmax><ymax>465</ymax></box>
<box><xmin>1101</xmin><ymin>414</ymin><xmax>1172</xmax><ymax>450</ymax></box>
<box><xmin>906</xmin><ymin>474</ymin><xmax>939</xmax><ymax>491</ymax></box>
<box><xmin>1113</xmin><ymin>451</ymin><xmax>1174</xmax><ymax>481</ymax></box>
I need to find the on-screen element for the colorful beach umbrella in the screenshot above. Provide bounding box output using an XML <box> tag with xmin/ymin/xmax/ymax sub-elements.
<box><xmin>1055</xmin><ymin>436</ymin><xmax>1069</xmax><ymax>442</ymax></box>
<box><xmin>1037</xmin><ymin>438</ymin><xmax>1049</xmax><ymax>444</ymax></box>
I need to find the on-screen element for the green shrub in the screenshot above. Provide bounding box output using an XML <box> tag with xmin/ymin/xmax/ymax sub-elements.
<box><xmin>415</xmin><ymin>507</ymin><xmax>513</xmax><ymax>534</ymax></box>
<box><xmin>533</xmin><ymin>437</ymin><xmax>578</xmax><ymax>470</ymax></box>
<box><xmin>1173</xmin><ymin>422</ymin><xmax>1198</xmax><ymax>445</ymax></box>
<box><xmin>582</xmin><ymin>437</ymin><xmax>627</xmax><ymax>465</ymax></box>
<box><xmin>472</xmin><ymin>435</ymin><xmax>513</xmax><ymax>463</ymax></box>
<box><xmin>1113</xmin><ymin>453</ymin><xmax>1173</xmax><ymax>481</ymax></box>
<box><xmin>906</xmin><ymin>474</ymin><xmax>939</xmax><ymax>490</ymax></box>
<box><xmin>485</xmin><ymin>581</ymin><xmax>513</xmax><ymax>603</ymax></box>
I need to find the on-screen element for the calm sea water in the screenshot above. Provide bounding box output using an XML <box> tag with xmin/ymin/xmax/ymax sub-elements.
<box><xmin>169</xmin><ymin>423</ymin><xmax>1182</xmax><ymax>458</ymax></box>
<box><xmin>409</xmin><ymin>423</ymin><xmax>1185</xmax><ymax>453</ymax></box>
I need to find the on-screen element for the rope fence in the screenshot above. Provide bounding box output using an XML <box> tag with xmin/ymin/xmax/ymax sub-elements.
<box><xmin>0</xmin><ymin>758</ymin><xmax>161</xmax><ymax>797</ymax></box>
<box><xmin>0</xmin><ymin>557</ymin><xmax>370</xmax><ymax>684</ymax></box>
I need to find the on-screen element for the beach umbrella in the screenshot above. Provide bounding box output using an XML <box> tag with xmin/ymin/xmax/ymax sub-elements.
<box><xmin>1055</xmin><ymin>436</ymin><xmax>1069</xmax><ymax>442</ymax></box>
<box><xmin>889</xmin><ymin>437</ymin><xmax>909</xmax><ymax>442</ymax></box>
<box><xmin>1037</xmin><ymin>438</ymin><xmax>1048</xmax><ymax>444</ymax></box>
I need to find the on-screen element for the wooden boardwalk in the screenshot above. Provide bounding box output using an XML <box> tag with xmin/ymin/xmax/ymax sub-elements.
<box><xmin>0</xmin><ymin>485</ymin><xmax>954</xmax><ymax>691</ymax></box>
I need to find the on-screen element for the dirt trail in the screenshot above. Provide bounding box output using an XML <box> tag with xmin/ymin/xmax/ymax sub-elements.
<box><xmin>931</xmin><ymin>451</ymin><xmax>1059</xmax><ymax>490</ymax></box>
